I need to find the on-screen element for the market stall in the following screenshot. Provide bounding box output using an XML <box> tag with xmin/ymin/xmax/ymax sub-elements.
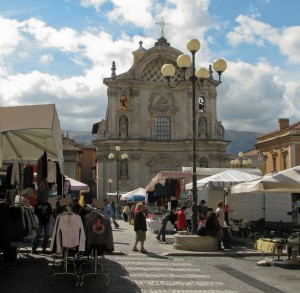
<box><xmin>0</xmin><ymin>104</ymin><xmax>64</xmax><ymax>263</ymax></box>
<box><xmin>145</xmin><ymin>171</ymin><xmax>190</xmax><ymax>234</ymax></box>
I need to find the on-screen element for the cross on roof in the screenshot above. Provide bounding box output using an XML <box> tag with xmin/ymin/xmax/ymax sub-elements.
<box><xmin>156</xmin><ymin>17</ymin><xmax>169</xmax><ymax>38</ymax></box>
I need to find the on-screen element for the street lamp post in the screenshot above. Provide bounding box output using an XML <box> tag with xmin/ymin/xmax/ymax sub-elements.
<box><xmin>238</xmin><ymin>152</ymin><xmax>244</xmax><ymax>168</ymax></box>
<box><xmin>230</xmin><ymin>152</ymin><xmax>252</xmax><ymax>168</ymax></box>
<box><xmin>161</xmin><ymin>39</ymin><xmax>226</xmax><ymax>234</ymax></box>
<box><xmin>108</xmin><ymin>178</ymin><xmax>113</xmax><ymax>200</ymax></box>
<box><xmin>108</xmin><ymin>146</ymin><xmax>128</xmax><ymax>208</ymax></box>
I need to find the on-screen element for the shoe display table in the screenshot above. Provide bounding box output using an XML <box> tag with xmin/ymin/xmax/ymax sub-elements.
<box><xmin>254</xmin><ymin>238</ymin><xmax>290</xmax><ymax>260</ymax></box>
<box><xmin>146</xmin><ymin>218</ymin><xmax>175</xmax><ymax>233</ymax></box>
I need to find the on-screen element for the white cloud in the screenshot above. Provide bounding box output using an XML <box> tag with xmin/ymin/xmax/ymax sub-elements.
<box><xmin>279</xmin><ymin>26</ymin><xmax>300</xmax><ymax>63</ymax></box>
<box><xmin>218</xmin><ymin>60</ymin><xmax>286</xmax><ymax>133</ymax></box>
<box><xmin>80</xmin><ymin>0</ymin><xmax>107</xmax><ymax>12</ymax></box>
<box><xmin>227</xmin><ymin>15</ymin><xmax>300</xmax><ymax>64</ymax></box>
<box><xmin>107</xmin><ymin>0</ymin><xmax>154</xmax><ymax>27</ymax></box>
<box><xmin>227</xmin><ymin>15</ymin><xmax>279</xmax><ymax>47</ymax></box>
<box><xmin>40</xmin><ymin>54</ymin><xmax>53</xmax><ymax>64</ymax></box>
<box><xmin>0</xmin><ymin>70</ymin><xmax>107</xmax><ymax>130</ymax></box>
<box><xmin>0</xmin><ymin>16</ymin><xmax>23</xmax><ymax>57</ymax></box>
<box><xmin>22</xmin><ymin>18</ymin><xmax>80</xmax><ymax>52</ymax></box>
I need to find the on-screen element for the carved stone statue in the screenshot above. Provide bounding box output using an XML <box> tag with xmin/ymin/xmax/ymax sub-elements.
<box><xmin>198</xmin><ymin>117</ymin><xmax>208</xmax><ymax>138</ymax></box>
<box><xmin>119</xmin><ymin>116</ymin><xmax>128</xmax><ymax>138</ymax></box>
<box><xmin>120</xmin><ymin>160</ymin><xmax>128</xmax><ymax>177</ymax></box>
<box><xmin>99</xmin><ymin>119</ymin><xmax>107</xmax><ymax>138</ymax></box>
<box><xmin>217</xmin><ymin>121</ymin><xmax>224</xmax><ymax>139</ymax></box>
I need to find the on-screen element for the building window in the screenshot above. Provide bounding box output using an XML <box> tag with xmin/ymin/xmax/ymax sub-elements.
<box><xmin>198</xmin><ymin>96</ymin><xmax>205</xmax><ymax>112</ymax></box>
<box><xmin>155</xmin><ymin>116</ymin><xmax>171</xmax><ymax>140</ymax></box>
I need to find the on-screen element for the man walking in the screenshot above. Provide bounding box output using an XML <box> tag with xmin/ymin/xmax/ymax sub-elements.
<box><xmin>156</xmin><ymin>209</ymin><xmax>177</xmax><ymax>243</ymax></box>
<box><xmin>32</xmin><ymin>200</ymin><xmax>52</xmax><ymax>253</ymax></box>
<box><xmin>102</xmin><ymin>199</ymin><xmax>119</xmax><ymax>228</ymax></box>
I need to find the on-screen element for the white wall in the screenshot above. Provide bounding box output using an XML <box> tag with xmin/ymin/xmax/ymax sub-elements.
<box><xmin>227</xmin><ymin>192</ymin><xmax>292</xmax><ymax>225</ymax></box>
<box><xmin>265</xmin><ymin>193</ymin><xmax>292</xmax><ymax>223</ymax></box>
<box><xmin>227</xmin><ymin>193</ymin><xmax>265</xmax><ymax>221</ymax></box>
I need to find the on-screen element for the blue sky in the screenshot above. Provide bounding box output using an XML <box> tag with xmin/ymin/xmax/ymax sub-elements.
<box><xmin>0</xmin><ymin>0</ymin><xmax>299</xmax><ymax>133</ymax></box>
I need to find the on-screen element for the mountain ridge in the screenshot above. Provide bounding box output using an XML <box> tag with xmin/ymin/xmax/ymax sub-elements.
<box><xmin>64</xmin><ymin>130</ymin><xmax>262</xmax><ymax>155</ymax></box>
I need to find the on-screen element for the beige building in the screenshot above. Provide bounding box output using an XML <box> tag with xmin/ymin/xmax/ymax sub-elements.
<box><xmin>62</xmin><ymin>133</ymin><xmax>83</xmax><ymax>180</ymax></box>
<box><xmin>92</xmin><ymin>37</ymin><xmax>230</xmax><ymax>199</ymax></box>
<box><xmin>255</xmin><ymin>118</ymin><xmax>300</xmax><ymax>174</ymax></box>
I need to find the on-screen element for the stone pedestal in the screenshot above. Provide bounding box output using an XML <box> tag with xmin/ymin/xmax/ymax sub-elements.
<box><xmin>173</xmin><ymin>232</ymin><xmax>218</xmax><ymax>252</ymax></box>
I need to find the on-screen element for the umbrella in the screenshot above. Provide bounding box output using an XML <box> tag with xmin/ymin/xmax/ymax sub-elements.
<box><xmin>120</xmin><ymin>187</ymin><xmax>147</xmax><ymax>201</ymax></box>
<box><xmin>127</xmin><ymin>195</ymin><xmax>146</xmax><ymax>202</ymax></box>
<box><xmin>231</xmin><ymin>165</ymin><xmax>300</xmax><ymax>194</ymax></box>
<box><xmin>0</xmin><ymin>104</ymin><xmax>63</xmax><ymax>172</ymax></box>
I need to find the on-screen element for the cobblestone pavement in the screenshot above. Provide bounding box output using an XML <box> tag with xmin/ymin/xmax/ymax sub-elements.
<box><xmin>1</xmin><ymin>249</ymin><xmax>299</xmax><ymax>293</ymax></box>
<box><xmin>1</xmin><ymin>219</ymin><xmax>299</xmax><ymax>293</ymax></box>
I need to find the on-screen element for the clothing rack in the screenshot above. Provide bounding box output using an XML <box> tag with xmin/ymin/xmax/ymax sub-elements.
<box><xmin>77</xmin><ymin>249</ymin><xmax>109</xmax><ymax>287</ymax></box>
<box><xmin>51</xmin><ymin>248</ymin><xmax>80</xmax><ymax>286</ymax></box>
<box><xmin>49</xmin><ymin>211</ymin><xmax>86</xmax><ymax>286</ymax></box>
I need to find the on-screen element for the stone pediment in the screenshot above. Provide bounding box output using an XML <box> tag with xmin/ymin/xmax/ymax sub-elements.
<box><xmin>148</xmin><ymin>92</ymin><xmax>178</xmax><ymax>115</ymax></box>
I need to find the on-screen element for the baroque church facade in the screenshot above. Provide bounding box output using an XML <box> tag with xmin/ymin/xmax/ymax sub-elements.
<box><xmin>92</xmin><ymin>37</ymin><xmax>230</xmax><ymax>199</ymax></box>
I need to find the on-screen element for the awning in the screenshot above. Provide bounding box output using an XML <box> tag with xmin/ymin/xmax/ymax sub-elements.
<box><xmin>0</xmin><ymin>104</ymin><xmax>63</xmax><ymax>172</ymax></box>
<box><xmin>65</xmin><ymin>176</ymin><xmax>90</xmax><ymax>192</ymax></box>
<box><xmin>231</xmin><ymin>165</ymin><xmax>300</xmax><ymax>194</ymax></box>
<box><xmin>185</xmin><ymin>169</ymin><xmax>262</xmax><ymax>190</ymax></box>
<box><xmin>145</xmin><ymin>171</ymin><xmax>190</xmax><ymax>192</ymax></box>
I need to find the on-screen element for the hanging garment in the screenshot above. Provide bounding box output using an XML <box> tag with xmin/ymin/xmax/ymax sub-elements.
<box><xmin>154</xmin><ymin>183</ymin><xmax>165</xmax><ymax>197</ymax></box>
<box><xmin>37</xmin><ymin>151</ymin><xmax>48</xmax><ymax>182</ymax></box>
<box><xmin>36</xmin><ymin>178</ymin><xmax>50</xmax><ymax>203</ymax></box>
<box><xmin>50</xmin><ymin>212</ymin><xmax>86</xmax><ymax>254</ymax></box>
<box><xmin>11</xmin><ymin>160</ymin><xmax>21</xmax><ymax>186</ymax></box>
<box><xmin>165</xmin><ymin>179</ymin><xmax>176</xmax><ymax>200</ymax></box>
<box><xmin>47</xmin><ymin>160</ymin><xmax>57</xmax><ymax>183</ymax></box>
<box><xmin>55</xmin><ymin>162</ymin><xmax>63</xmax><ymax>196</ymax></box>
<box><xmin>23</xmin><ymin>165</ymin><xmax>34</xmax><ymax>189</ymax></box>
<box><xmin>83</xmin><ymin>212</ymin><xmax>114</xmax><ymax>252</ymax></box>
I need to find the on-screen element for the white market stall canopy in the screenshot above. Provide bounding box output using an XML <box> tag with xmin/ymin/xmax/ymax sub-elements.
<box><xmin>65</xmin><ymin>176</ymin><xmax>90</xmax><ymax>192</ymax></box>
<box><xmin>231</xmin><ymin>165</ymin><xmax>300</xmax><ymax>194</ymax></box>
<box><xmin>145</xmin><ymin>171</ymin><xmax>190</xmax><ymax>192</ymax></box>
<box><xmin>182</xmin><ymin>167</ymin><xmax>262</xmax><ymax>177</ymax></box>
<box><xmin>185</xmin><ymin>169</ymin><xmax>262</xmax><ymax>190</ymax></box>
<box><xmin>0</xmin><ymin>104</ymin><xmax>63</xmax><ymax>172</ymax></box>
<box><xmin>120</xmin><ymin>187</ymin><xmax>147</xmax><ymax>201</ymax></box>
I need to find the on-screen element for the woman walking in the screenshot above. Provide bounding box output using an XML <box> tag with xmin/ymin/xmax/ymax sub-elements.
<box><xmin>132</xmin><ymin>202</ymin><xmax>148</xmax><ymax>253</ymax></box>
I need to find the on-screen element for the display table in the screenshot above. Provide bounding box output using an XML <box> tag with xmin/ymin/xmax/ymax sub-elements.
<box><xmin>254</xmin><ymin>239</ymin><xmax>285</xmax><ymax>260</ymax></box>
<box><xmin>146</xmin><ymin>218</ymin><xmax>175</xmax><ymax>234</ymax></box>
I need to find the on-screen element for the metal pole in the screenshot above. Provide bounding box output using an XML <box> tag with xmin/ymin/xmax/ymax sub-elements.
<box><xmin>191</xmin><ymin>51</ymin><xmax>198</xmax><ymax>234</ymax></box>
<box><xmin>116</xmin><ymin>152</ymin><xmax>119</xmax><ymax>208</ymax></box>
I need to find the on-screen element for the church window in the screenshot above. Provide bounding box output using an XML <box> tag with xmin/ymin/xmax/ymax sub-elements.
<box><xmin>198</xmin><ymin>96</ymin><xmax>205</xmax><ymax>112</ymax></box>
<box><xmin>155</xmin><ymin>116</ymin><xmax>171</xmax><ymax>140</ymax></box>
